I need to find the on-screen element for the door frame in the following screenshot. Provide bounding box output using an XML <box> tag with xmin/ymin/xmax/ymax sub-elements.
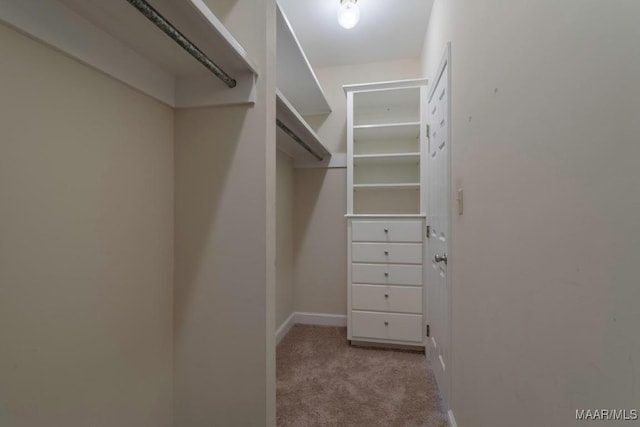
<box><xmin>425</xmin><ymin>42</ymin><xmax>453</xmax><ymax>411</ymax></box>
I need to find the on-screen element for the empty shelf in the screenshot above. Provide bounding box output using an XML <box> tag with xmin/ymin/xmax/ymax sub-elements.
<box><xmin>276</xmin><ymin>89</ymin><xmax>331</xmax><ymax>162</ymax></box>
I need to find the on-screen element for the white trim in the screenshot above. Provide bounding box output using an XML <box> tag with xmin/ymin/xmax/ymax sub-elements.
<box><xmin>345</xmin><ymin>214</ymin><xmax>426</xmax><ymax>218</ymax></box>
<box><xmin>275</xmin><ymin>312</ymin><xmax>349</xmax><ymax>343</ymax></box>
<box><xmin>448</xmin><ymin>410</ymin><xmax>458</xmax><ymax>427</ymax></box>
<box><xmin>275</xmin><ymin>312</ymin><xmax>296</xmax><ymax>345</ymax></box>
<box><xmin>295</xmin><ymin>312</ymin><xmax>347</xmax><ymax>327</ymax></box>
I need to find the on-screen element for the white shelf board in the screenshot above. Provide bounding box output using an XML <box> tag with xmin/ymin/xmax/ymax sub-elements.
<box><xmin>276</xmin><ymin>4</ymin><xmax>330</xmax><ymax>116</ymax></box>
<box><xmin>0</xmin><ymin>0</ymin><xmax>258</xmax><ymax>107</ymax></box>
<box><xmin>354</xmin><ymin>152</ymin><xmax>420</xmax><ymax>165</ymax></box>
<box><xmin>276</xmin><ymin>89</ymin><xmax>331</xmax><ymax>162</ymax></box>
<box><xmin>354</xmin><ymin>122</ymin><xmax>421</xmax><ymax>141</ymax></box>
<box><xmin>344</xmin><ymin>78</ymin><xmax>429</xmax><ymax>94</ymax></box>
<box><xmin>345</xmin><ymin>214</ymin><xmax>426</xmax><ymax>218</ymax></box>
<box><xmin>353</xmin><ymin>183</ymin><xmax>420</xmax><ymax>190</ymax></box>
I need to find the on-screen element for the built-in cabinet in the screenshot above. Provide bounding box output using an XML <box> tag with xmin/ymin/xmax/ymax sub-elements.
<box><xmin>345</xmin><ymin>79</ymin><xmax>428</xmax><ymax>347</ymax></box>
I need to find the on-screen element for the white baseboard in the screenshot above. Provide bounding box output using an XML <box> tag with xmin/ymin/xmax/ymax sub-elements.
<box><xmin>295</xmin><ymin>312</ymin><xmax>347</xmax><ymax>327</ymax></box>
<box><xmin>275</xmin><ymin>312</ymin><xmax>296</xmax><ymax>345</ymax></box>
<box><xmin>276</xmin><ymin>312</ymin><xmax>348</xmax><ymax>344</ymax></box>
<box><xmin>448</xmin><ymin>410</ymin><xmax>458</xmax><ymax>427</ymax></box>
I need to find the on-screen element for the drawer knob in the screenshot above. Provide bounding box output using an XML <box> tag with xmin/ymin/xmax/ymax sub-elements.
<box><xmin>384</xmin><ymin>294</ymin><xmax>389</xmax><ymax>298</ymax></box>
<box><xmin>384</xmin><ymin>272</ymin><xmax>389</xmax><ymax>277</ymax></box>
<box><xmin>384</xmin><ymin>321</ymin><xmax>389</xmax><ymax>326</ymax></box>
<box><xmin>384</xmin><ymin>228</ymin><xmax>389</xmax><ymax>233</ymax></box>
<box><xmin>384</xmin><ymin>251</ymin><xmax>389</xmax><ymax>255</ymax></box>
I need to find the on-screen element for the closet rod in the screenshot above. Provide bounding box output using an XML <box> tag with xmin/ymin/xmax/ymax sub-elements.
<box><xmin>125</xmin><ymin>0</ymin><xmax>237</xmax><ymax>88</ymax></box>
<box><xmin>276</xmin><ymin>119</ymin><xmax>324</xmax><ymax>161</ymax></box>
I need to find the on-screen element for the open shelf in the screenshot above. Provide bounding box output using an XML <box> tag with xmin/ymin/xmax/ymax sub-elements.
<box><xmin>345</xmin><ymin>214</ymin><xmax>426</xmax><ymax>218</ymax></box>
<box><xmin>346</xmin><ymin>79</ymin><xmax>427</xmax><ymax>216</ymax></box>
<box><xmin>353</xmin><ymin>187</ymin><xmax>420</xmax><ymax>215</ymax></box>
<box><xmin>354</xmin><ymin>122</ymin><xmax>421</xmax><ymax>141</ymax></box>
<box><xmin>1</xmin><ymin>0</ymin><xmax>259</xmax><ymax>107</ymax></box>
<box><xmin>276</xmin><ymin>4</ymin><xmax>331</xmax><ymax>116</ymax></box>
<box><xmin>353</xmin><ymin>153</ymin><xmax>420</xmax><ymax>165</ymax></box>
<box><xmin>353</xmin><ymin>183</ymin><xmax>420</xmax><ymax>190</ymax></box>
<box><xmin>276</xmin><ymin>89</ymin><xmax>330</xmax><ymax>162</ymax></box>
<box><xmin>275</xmin><ymin>4</ymin><xmax>331</xmax><ymax>164</ymax></box>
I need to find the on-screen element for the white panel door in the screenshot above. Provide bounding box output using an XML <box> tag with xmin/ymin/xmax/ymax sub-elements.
<box><xmin>427</xmin><ymin>45</ymin><xmax>451</xmax><ymax>408</ymax></box>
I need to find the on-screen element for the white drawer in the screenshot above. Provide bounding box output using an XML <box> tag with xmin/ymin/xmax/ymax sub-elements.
<box><xmin>352</xmin><ymin>242</ymin><xmax>422</xmax><ymax>264</ymax></box>
<box><xmin>351</xmin><ymin>311</ymin><xmax>423</xmax><ymax>343</ymax></box>
<box><xmin>352</xmin><ymin>263</ymin><xmax>422</xmax><ymax>286</ymax></box>
<box><xmin>352</xmin><ymin>284</ymin><xmax>422</xmax><ymax>314</ymax></box>
<box><xmin>352</xmin><ymin>220</ymin><xmax>423</xmax><ymax>242</ymax></box>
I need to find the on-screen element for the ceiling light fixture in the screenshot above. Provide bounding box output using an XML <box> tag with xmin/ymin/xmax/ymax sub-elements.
<box><xmin>337</xmin><ymin>0</ymin><xmax>360</xmax><ymax>29</ymax></box>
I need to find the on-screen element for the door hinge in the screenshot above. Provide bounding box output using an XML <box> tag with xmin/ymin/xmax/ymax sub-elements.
<box><xmin>425</xmin><ymin>225</ymin><xmax>430</xmax><ymax>238</ymax></box>
<box><xmin>426</xmin><ymin>324</ymin><xmax>430</xmax><ymax>337</ymax></box>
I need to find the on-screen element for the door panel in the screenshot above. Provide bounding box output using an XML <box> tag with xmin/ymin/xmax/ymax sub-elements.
<box><xmin>427</xmin><ymin>45</ymin><xmax>451</xmax><ymax>408</ymax></box>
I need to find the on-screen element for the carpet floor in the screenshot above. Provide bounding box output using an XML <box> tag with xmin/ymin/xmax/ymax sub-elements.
<box><xmin>276</xmin><ymin>325</ymin><xmax>448</xmax><ymax>427</ymax></box>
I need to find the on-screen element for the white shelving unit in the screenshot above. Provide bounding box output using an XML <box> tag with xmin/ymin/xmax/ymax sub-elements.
<box><xmin>275</xmin><ymin>3</ymin><xmax>331</xmax><ymax>164</ymax></box>
<box><xmin>0</xmin><ymin>0</ymin><xmax>259</xmax><ymax>108</ymax></box>
<box><xmin>344</xmin><ymin>79</ymin><xmax>428</xmax><ymax>349</ymax></box>
<box><xmin>346</xmin><ymin>80</ymin><xmax>427</xmax><ymax>215</ymax></box>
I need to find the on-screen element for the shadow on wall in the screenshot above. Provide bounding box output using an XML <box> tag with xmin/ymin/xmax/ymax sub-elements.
<box><xmin>304</xmin><ymin>112</ymin><xmax>347</xmax><ymax>153</ymax></box>
<box><xmin>173</xmin><ymin>105</ymin><xmax>248</xmax><ymax>330</ymax></box>
<box><xmin>292</xmin><ymin>167</ymin><xmax>329</xmax><ymax>264</ymax></box>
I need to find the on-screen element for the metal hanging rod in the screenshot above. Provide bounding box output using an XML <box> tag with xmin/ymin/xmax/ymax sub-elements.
<box><xmin>125</xmin><ymin>0</ymin><xmax>237</xmax><ymax>88</ymax></box>
<box><xmin>276</xmin><ymin>119</ymin><xmax>324</xmax><ymax>161</ymax></box>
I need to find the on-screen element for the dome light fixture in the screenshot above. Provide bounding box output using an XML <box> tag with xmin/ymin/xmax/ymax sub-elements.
<box><xmin>337</xmin><ymin>0</ymin><xmax>360</xmax><ymax>30</ymax></box>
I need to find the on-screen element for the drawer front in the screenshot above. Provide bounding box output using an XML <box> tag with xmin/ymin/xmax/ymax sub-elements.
<box><xmin>351</xmin><ymin>311</ymin><xmax>423</xmax><ymax>343</ymax></box>
<box><xmin>352</xmin><ymin>284</ymin><xmax>422</xmax><ymax>314</ymax></box>
<box><xmin>352</xmin><ymin>242</ymin><xmax>422</xmax><ymax>264</ymax></box>
<box><xmin>352</xmin><ymin>263</ymin><xmax>422</xmax><ymax>286</ymax></box>
<box><xmin>352</xmin><ymin>220</ymin><xmax>423</xmax><ymax>242</ymax></box>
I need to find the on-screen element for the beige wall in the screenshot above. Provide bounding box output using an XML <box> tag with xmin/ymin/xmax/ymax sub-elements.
<box><xmin>293</xmin><ymin>59</ymin><xmax>422</xmax><ymax>315</ymax></box>
<box><xmin>174</xmin><ymin>1</ymin><xmax>277</xmax><ymax>425</ymax></box>
<box><xmin>276</xmin><ymin>151</ymin><xmax>295</xmax><ymax>328</ymax></box>
<box><xmin>421</xmin><ymin>1</ymin><xmax>640</xmax><ymax>426</ymax></box>
<box><xmin>0</xmin><ymin>23</ymin><xmax>174</xmax><ymax>427</ymax></box>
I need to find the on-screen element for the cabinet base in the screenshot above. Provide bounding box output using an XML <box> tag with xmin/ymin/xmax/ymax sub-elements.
<box><xmin>350</xmin><ymin>339</ymin><xmax>424</xmax><ymax>352</ymax></box>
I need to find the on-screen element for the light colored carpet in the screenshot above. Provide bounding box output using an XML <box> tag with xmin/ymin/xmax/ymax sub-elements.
<box><xmin>276</xmin><ymin>325</ymin><xmax>448</xmax><ymax>427</ymax></box>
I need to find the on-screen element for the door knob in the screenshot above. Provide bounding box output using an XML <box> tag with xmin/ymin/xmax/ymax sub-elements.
<box><xmin>434</xmin><ymin>253</ymin><xmax>448</xmax><ymax>265</ymax></box>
